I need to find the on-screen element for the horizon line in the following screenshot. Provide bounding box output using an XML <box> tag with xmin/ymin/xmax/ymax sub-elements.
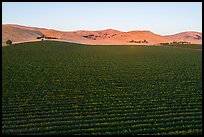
<box><xmin>2</xmin><ymin>23</ymin><xmax>202</xmax><ymax>36</ymax></box>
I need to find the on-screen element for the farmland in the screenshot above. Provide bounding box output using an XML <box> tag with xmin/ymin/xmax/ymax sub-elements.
<box><xmin>161</xmin><ymin>44</ymin><xmax>202</xmax><ymax>50</ymax></box>
<box><xmin>2</xmin><ymin>41</ymin><xmax>202</xmax><ymax>135</ymax></box>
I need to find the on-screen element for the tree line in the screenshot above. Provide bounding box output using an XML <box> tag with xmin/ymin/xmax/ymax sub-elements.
<box><xmin>128</xmin><ymin>40</ymin><xmax>148</xmax><ymax>43</ymax></box>
<box><xmin>159</xmin><ymin>41</ymin><xmax>191</xmax><ymax>46</ymax></box>
<box><xmin>36</xmin><ymin>35</ymin><xmax>58</xmax><ymax>39</ymax></box>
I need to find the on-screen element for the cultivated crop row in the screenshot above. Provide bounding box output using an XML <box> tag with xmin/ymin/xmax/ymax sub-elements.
<box><xmin>2</xmin><ymin>41</ymin><xmax>202</xmax><ymax>135</ymax></box>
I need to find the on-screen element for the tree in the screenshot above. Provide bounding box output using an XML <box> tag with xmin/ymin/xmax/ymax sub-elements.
<box><xmin>6</xmin><ymin>40</ymin><xmax>12</xmax><ymax>46</ymax></box>
<box><xmin>143</xmin><ymin>40</ymin><xmax>148</xmax><ymax>43</ymax></box>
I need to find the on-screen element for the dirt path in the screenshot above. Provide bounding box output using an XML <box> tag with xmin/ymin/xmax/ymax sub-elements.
<box><xmin>2</xmin><ymin>39</ymin><xmax>86</xmax><ymax>47</ymax></box>
<box><xmin>44</xmin><ymin>39</ymin><xmax>85</xmax><ymax>44</ymax></box>
<box><xmin>2</xmin><ymin>39</ymin><xmax>42</xmax><ymax>47</ymax></box>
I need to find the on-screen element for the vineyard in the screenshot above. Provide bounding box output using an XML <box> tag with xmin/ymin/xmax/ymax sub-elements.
<box><xmin>2</xmin><ymin>41</ymin><xmax>202</xmax><ymax>135</ymax></box>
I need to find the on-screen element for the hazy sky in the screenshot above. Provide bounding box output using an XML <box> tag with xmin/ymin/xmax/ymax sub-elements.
<box><xmin>2</xmin><ymin>2</ymin><xmax>202</xmax><ymax>35</ymax></box>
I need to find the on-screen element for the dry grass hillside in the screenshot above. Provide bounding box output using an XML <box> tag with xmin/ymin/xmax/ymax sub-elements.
<box><xmin>2</xmin><ymin>24</ymin><xmax>43</xmax><ymax>44</ymax></box>
<box><xmin>2</xmin><ymin>24</ymin><xmax>202</xmax><ymax>45</ymax></box>
<box><xmin>165</xmin><ymin>31</ymin><xmax>202</xmax><ymax>44</ymax></box>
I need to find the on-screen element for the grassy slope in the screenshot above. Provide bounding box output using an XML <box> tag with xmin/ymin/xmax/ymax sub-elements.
<box><xmin>2</xmin><ymin>41</ymin><xmax>202</xmax><ymax>135</ymax></box>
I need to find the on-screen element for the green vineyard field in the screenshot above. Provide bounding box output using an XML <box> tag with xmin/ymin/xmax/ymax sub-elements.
<box><xmin>2</xmin><ymin>41</ymin><xmax>202</xmax><ymax>135</ymax></box>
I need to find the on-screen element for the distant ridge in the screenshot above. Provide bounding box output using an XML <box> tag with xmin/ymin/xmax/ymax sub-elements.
<box><xmin>2</xmin><ymin>24</ymin><xmax>202</xmax><ymax>45</ymax></box>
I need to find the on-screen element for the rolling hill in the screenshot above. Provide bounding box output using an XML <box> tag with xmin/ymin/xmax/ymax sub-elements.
<box><xmin>165</xmin><ymin>31</ymin><xmax>202</xmax><ymax>45</ymax></box>
<box><xmin>2</xmin><ymin>24</ymin><xmax>44</xmax><ymax>43</ymax></box>
<box><xmin>2</xmin><ymin>24</ymin><xmax>202</xmax><ymax>45</ymax></box>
